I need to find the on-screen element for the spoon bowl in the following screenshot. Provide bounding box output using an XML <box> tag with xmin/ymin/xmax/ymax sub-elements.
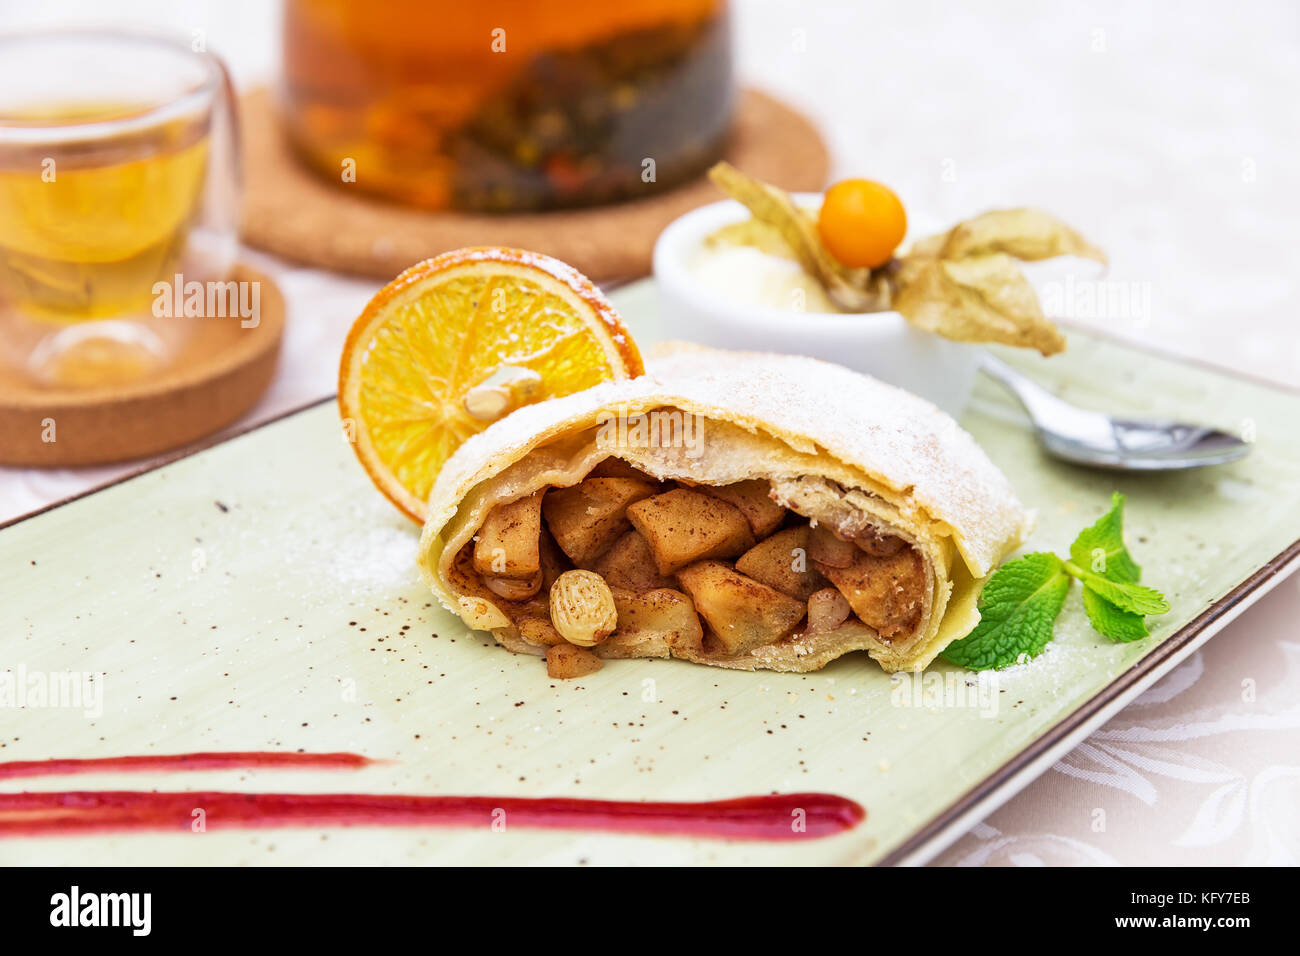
<box><xmin>980</xmin><ymin>354</ymin><xmax>1251</xmax><ymax>471</ymax></box>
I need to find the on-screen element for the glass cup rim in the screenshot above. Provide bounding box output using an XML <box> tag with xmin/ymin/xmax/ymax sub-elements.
<box><xmin>0</xmin><ymin>28</ymin><xmax>226</xmax><ymax>145</ymax></box>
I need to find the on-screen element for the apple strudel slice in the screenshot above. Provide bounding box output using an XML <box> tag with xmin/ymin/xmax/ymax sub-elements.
<box><xmin>418</xmin><ymin>344</ymin><xmax>1031</xmax><ymax>677</ymax></box>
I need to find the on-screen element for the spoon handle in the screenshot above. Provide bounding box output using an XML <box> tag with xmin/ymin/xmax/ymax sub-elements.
<box><xmin>978</xmin><ymin>353</ymin><xmax>1084</xmax><ymax>423</ymax></box>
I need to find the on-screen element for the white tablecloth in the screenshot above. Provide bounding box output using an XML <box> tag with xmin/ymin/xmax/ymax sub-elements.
<box><xmin>4</xmin><ymin>0</ymin><xmax>1297</xmax><ymax>865</ymax></box>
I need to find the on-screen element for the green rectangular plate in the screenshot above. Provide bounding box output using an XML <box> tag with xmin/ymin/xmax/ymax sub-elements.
<box><xmin>2</xmin><ymin>279</ymin><xmax>1298</xmax><ymax>866</ymax></box>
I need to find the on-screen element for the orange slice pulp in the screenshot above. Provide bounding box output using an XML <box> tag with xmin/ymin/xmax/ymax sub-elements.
<box><xmin>339</xmin><ymin>247</ymin><xmax>643</xmax><ymax>522</ymax></box>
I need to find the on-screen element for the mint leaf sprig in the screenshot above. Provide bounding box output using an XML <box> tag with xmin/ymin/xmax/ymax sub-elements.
<box><xmin>942</xmin><ymin>493</ymin><xmax>1170</xmax><ymax>670</ymax></box>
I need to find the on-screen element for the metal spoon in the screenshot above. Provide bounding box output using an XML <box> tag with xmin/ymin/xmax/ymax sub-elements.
<box><xmin>979</xmin><ymin>354</ymin><xmax>1250</xmax><ymax>470</ymax></box>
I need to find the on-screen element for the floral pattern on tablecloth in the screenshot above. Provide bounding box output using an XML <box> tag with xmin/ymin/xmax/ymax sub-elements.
<box><xmin>936</xmin><ymin>583</ymin><xmax>1300</xmax><ymax>865</ymax></box>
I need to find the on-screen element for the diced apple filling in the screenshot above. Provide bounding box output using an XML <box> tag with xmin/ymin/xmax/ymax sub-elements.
<box><xmin>546</xmin><ymin>643</ymin><xmax>603</xmax><ymax>678</ymax></box>
<box><xmin>463</xmin><ymin>475</ymin><xmax>924</xmax><ymax>676</ymax></box>
<box><xmin>610</xmin><ymin>587</ymin><xmax>705</xmax><ymax>655</ymax></box>
<box><xmin>473</xmin><ymin>490</ymin><xmax>543</xmax><ymax>578</ymax></box>
<box><xmin>734</xmin><ymin>525</ymin><xmax>825</xmax><ymax>601</ymax></box>
<box><xmin>537</xmin><ymin>527</ymin><xmax>572</xmax><ymax>590</ymax></box>
<box><xmin>626</xmin><ymin>488</ymin><xmax>755</xmax><ymax>574</ymax></box>
<box><xmin>517</xmin><ymin>615</ymin><xmax>565</xmax><ymax>647</ymax></box>
<box><xmin>676</xmin><ymin>560</ymin><xmax>807</xmax><ymax>654</ymax></box>
<box><xmin>590</xmin><ymin>529</ymin><xmax>676</xmax><ymax>591</ymax></box>
<box><xmin>697</xmin><ymin>479</ymin><xmax>787</xmax><ymax>537</ymax></box>
<box><xmin>807</xmin><ymin>522</ymin><xmax>857</xmax><ymax>568</ymax></box>
<box><xmin>814</xmin><ymin>548</ymin><xmax>926</xmax><ymax>639</ymax></box>
<box><xmin>542</xmin><ymin>476</ymin><xmax>657</xmax><ymax>565</ymax></box>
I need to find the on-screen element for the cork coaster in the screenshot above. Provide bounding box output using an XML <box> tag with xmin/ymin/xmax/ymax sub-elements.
<box><xmin>239</xmin><ymin>87</ymin><xmax>829</xmax><ymax>281</ymax></box>
<box><xmin>0</xmin><ymin>265</ymin><xmax>284</xmax><ymax>467</ymax></box>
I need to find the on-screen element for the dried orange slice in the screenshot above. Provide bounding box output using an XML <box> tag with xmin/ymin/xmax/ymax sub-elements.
<box><xmin>339</xmin><ymin>247</ymin><xmax>643</xmax><ymax>523</ymax></box>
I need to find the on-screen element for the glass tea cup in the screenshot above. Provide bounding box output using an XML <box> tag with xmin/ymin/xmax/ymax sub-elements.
<box><xmin>0</xmin><ymin>30</ymin><xmax>239</xmax><ymax>388</ymax></box>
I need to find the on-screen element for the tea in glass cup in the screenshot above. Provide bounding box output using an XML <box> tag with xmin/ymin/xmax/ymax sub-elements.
<box><xmin>0</xmin><ymin>30</ymin><xmax>239</xmax><ymax>387</ymax></box>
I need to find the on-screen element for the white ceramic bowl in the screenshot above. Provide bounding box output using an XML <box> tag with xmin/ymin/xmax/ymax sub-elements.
<box><xmin>652</xmin><ymin>197</ymin><xmax>981</xmax><ymax>418</ymax></box>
